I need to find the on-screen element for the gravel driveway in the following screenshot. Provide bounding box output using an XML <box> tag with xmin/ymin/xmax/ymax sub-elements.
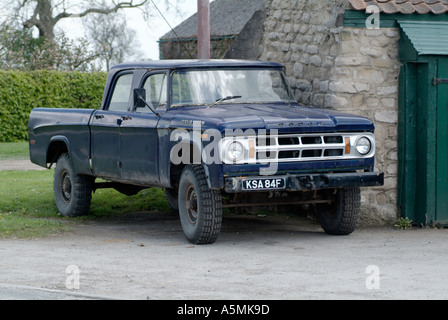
<box><xmin>1</xmin><ymin>211</ymin><xmax>448</xmax><ymax>300</ymax></box>
<box><xmin>1</xmin><ymin>161</ymin><xmax>448</xmax><ymax>300</ymax></box>
<box><xmin>0</xmin><ymin>159</ymin><xmax>46</xmax><ymax>171</ymax></box>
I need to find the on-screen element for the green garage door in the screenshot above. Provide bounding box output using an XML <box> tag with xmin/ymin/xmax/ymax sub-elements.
<box><xmin>398</xmin><ymin>21</ymin><xmax>448</xmax><ymax>226</ymax></box>
<box><xmin>436</xmin><ymin>58</ymin><xmax>448</xmax><ymax>224</ymax></box>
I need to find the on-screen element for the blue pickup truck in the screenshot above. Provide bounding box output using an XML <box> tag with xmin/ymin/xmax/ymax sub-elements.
<box><xmin>28</xmin><ymin>60</ymin><xmax>384</xmax><ymax>244</ymax></box>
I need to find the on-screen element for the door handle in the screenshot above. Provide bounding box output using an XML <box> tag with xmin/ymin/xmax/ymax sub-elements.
<box><xmin>95</xmin><ymin>115</ymin><xmax>104</xmax><ymax>120</ymax></box>
<box><xmin>434</xmin><ymin>77</ymin><xmax>448</xmax><ymax>85</ymax></box>
<box><xmin>117</xmin><ymin>116</ymin><xmax>132</xmax><ymax>126</ymax></box>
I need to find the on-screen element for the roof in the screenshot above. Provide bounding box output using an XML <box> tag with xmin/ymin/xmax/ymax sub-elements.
<box><xmin>160</xmin><ymin>0</ymin><xmax>265</xmax><ymax>40</ymax></box>
<box><xmin>111</xmin><ymin>59</ymin><xmax>284</xmax><ymax>71</ymax></box>
<box><xmin>399</xmin><ymin>20</ymin><xmax>448</xmax><ymax>55</ymax></box>
<box><xmin>348</xmin><ymin>0</ymin><xmax>448</xmax><ymax>14</ymax></box>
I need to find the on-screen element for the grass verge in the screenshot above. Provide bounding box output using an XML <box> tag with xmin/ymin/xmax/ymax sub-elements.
<box><xmin>0</xmin><ymin>169</ymin><xmax>171</xmax><ymax>239</ymax></box>
<box><xmin>0</xmin><ymin>142</ymin><xmax>29</xmax><ymax>160</ymax></box>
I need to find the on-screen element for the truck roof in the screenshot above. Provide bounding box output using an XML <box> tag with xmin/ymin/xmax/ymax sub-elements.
<box><xmin>110</xmin><ymin>59</ymin><xmax>284</xmax><ymax>71</ymax></box>
<box><xmin>102</xmin><ymin>60</ymin><xmax>286</xmax><ymax>110</ymax></box>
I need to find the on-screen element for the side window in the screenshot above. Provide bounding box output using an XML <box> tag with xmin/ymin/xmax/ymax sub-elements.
<box><xmin>108</xmin><ymin>73</ymin><xmax>133</xmax><ymax>111</ymax></box>
<box><xmin>171</xmin><ymin>71</ymin><xmax>192</xmax><ymax>106</ymax></box>
<box><xmin>142</xmin><ymin>73</ymin><xmax>167</xmax><ymax>111</ymax></box>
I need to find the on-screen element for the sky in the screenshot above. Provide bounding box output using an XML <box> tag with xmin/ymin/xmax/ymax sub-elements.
<box><xmin>56</xmin><ymin>1</ymin><xmax>199</xmax><ymax>61</ymax></box>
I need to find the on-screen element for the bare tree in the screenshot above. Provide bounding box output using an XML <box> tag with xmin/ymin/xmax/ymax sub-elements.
<box><xmin>0</xmin><ymin>25</ymin><xmax>99</xmax><ymax>71</ymax></box>
<box><xmin>83</xmin><ymin>8</ymin><xmax>143</xmax><ymax>70</ymax></box>
<box><xmin>14</xmin><ymin>0</ymin><xmax>152</xmax><ymax>41</ymax></box>
<box><xmin>0</xmin><ymin>0</ymin><xmax>183</xmax><ymax>70</ymax></box>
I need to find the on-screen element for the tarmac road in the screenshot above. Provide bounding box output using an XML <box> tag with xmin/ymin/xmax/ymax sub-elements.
<box><xmin>0</xmin><ymin>211</ymin><xmax>447</xmax><ymax>300</ymax></box>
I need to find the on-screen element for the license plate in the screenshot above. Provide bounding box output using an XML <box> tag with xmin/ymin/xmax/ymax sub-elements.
<box><xmin>242</xmin><ymin>178</ymin><xmax>286</xmax><ymax>191</ymax></box>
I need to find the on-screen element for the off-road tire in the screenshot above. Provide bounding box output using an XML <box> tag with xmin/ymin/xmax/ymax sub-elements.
<box><xmin>53</xmin><ymin>153</ymin><xmax>93</xmax><ymax>218</ymax></box>
<box><xmin>178</xmin><ymin>165</ymin><xmax>222</xmax><ymax>244</ymax></box>
<box><xmin>316</xmin><ymin>187</ymin><xmax>361</xmax><ymax>235</ymax></box>
<box><xmin>165</xmin><ymin>188</ymin><xmax>179</xmax><ymax>211</ymax></box>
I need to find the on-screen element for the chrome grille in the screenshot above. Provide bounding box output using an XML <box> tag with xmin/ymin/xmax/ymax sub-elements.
<box><xmin>219</xmin><ymin>132</ymin><xmax>375</xmax><ymax>165</ymax></box>
<box><xmin>255</xmin><ymin>133</ymin><xmax>366</xmax><ymax>163</ymax></box>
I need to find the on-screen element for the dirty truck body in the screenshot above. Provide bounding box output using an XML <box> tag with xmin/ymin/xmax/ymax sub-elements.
<box><xmin>28</xmin><ymin>60</ymin><xmax>384</xmax><ymax>244</ymax></box>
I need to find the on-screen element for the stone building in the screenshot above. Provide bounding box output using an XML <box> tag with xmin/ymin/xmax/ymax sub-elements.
<box><xmin>159</xmin><ymin>0</ymin><xmax>266</xmax><ymax>59</ymax></box>
<box><xmin>161</xmin><ymin>0</ymin><xmax>448</xmax><ymax>226</ymax></box>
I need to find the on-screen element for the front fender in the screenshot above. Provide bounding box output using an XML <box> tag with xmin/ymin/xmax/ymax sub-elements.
<box><xmin>158</xmin><ymin>128</ymin><xmax>224</xmax><ymax>190</ymax></box>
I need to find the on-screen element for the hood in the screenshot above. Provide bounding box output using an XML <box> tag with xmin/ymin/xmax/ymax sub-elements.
<box><xmin>163</xmin><ymin>103</ymin><xmax>374</xmax><ymax>133</ymax></box>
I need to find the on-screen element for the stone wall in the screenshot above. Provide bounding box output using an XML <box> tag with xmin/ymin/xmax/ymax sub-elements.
<box><xmin>260</xmin><ymin>0</ymin><xmax>400</xmax><ymax>225</ymax></box>
<box><xmin>334</xmin><ymin>27</ymin><xmax>400</xmax><ymax>226</ymax></box>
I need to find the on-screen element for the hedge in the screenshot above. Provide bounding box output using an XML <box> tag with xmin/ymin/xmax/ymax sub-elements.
<box><xmin>0</xmin><ymin>70</ymin><xmax>107</xmax><ymax>142</ymax></box>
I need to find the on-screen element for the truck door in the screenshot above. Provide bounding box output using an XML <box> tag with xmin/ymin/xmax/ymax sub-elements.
<box><xmin>90</xmin><ymin>71</ymin><xmax>134</xmax><ymax>180</ymax></box>
<box><xmin>119</xmin><ymin>71</ymin><xmax>168</xmax><ymax>186</ymax></box>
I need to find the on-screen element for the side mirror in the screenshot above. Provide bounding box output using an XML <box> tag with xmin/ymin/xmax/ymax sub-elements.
<box><xmin>132</xmin><ymin>88</ymin><xmax>160</xmax><ymax>117</ymax></box>
<box><xmin>133</xmin><ymin>88</ymin><xmax>146</xmax><ymax>110</ymax></box>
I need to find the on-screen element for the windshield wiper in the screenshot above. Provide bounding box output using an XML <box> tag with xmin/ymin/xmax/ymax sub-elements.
<box><xmin>207</xmin><ymin>95</ymin><xmax>242</xmax><ymax>109</ymax></box>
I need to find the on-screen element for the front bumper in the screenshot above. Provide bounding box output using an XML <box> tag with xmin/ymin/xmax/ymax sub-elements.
<box><xmin>224</xmin><ymin>171</ymin><xmax>384</xmax><ymax>193</ymax></box>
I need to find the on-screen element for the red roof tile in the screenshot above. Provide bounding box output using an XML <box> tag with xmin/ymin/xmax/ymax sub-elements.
<box><xmin>347</xmin><ymin>0</ymin><xmax>448</xmax><ymax>14</ymax></box>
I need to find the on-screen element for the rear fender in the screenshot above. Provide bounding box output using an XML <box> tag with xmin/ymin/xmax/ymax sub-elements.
<box><xmin>47</xmin><ymin>136</ymin><xmax>70</xmax><ymax>168</ymax></box>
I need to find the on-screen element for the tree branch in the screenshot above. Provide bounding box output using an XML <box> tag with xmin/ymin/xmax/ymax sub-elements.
<box><xmin>22</xmin><ymin>1</ymin><xmax>42</xmax><ymax>30</ymax></box>
<box><xmin>54</xmin><ymin>0</ymin><xmax>149</xmax><ymax>23</ymax></box>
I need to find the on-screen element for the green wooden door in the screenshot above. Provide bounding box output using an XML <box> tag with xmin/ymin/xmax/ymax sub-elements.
<box><xmin>398</xmin><ymin>59</ymin><xmax>446</xmax><ymax>226</ymax></box>
<box><xmin>398</xmin><ymin>61</ymin><xmax>436</xmax><ymax>225</ymax></box>
<box><xmin>397</xmin><ymin>21</ymin><xmax>448</xmax><ymax>226</ymax></box>
<box><xmin>436</xmin><ymin>58</ymin><xmax>448</xmax><ymax>224</ymax></box>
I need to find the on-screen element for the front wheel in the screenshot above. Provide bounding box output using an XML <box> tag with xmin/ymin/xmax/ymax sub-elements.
<box><xmin>53</xmin><ymin>153</ymin><xmax>93</xmax><ymax>218</ymax></box>
<box><xmin>178</xmin><ymin>165</ymin><xmax>222</xmax><ymax>244</ymax></box>
<box><xmin>165</xmin><ymin>188</ymin><xmax>179</xmax><ymax>211</ymax></box>
<box><xmin>316</xmin><ymin>187</ymin><xmax>361</xmax><ymax>235</ymax></box>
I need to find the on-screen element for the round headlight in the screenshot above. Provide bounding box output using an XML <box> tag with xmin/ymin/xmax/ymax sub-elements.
<box><xmin>227</xmin><ymin>141</ymin><xmax>244</xmax><ymax>161</ymax></box>
<box><xmin>356</xmin><ymin>137</ymin><xmax>371</xmax><ymax>155</ymax></box>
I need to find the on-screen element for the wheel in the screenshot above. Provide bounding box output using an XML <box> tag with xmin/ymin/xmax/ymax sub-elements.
<box><xmin>53</xmin><ymin>153</ymin><xmax>93</xmax><ymax>217</ymax></box>
<box><xmin>178</xmin><ymin>165</ymin><xmax>222</xmax><ymax>244</ymax></box>
<box><xmin>165</xmin><ymin>188</ymin><xmax>179</xmax><ymax>211</ymax></box>
<box><xmin>316</xmin><ymin>187</ymin><xmax>361</xmax><ymax>235</ymax></box>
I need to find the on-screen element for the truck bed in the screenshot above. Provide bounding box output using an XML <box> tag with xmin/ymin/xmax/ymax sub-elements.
<box><xmin>28</xmin><ymin>108</ymin><xmax>95</xmax><ymax>175</ymax></box>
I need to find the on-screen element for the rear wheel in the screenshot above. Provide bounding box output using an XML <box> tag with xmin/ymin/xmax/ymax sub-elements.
<box><xmin>316</xmin><ymin>187</ymin><xmax>361</xmax><ymax>235</ymax></box>
<box><xmin>178</xmin><ymin>165</ymin><xmax>222</xmax><ymax>244</ymax></box>
<box><xmin>165</xmin><ymin>188</ymin><xmax>179</xmax><ymax>211</ymax></box>
<box><xmin>53</xmin><ymin>153</ymin><xmax>93</xmax><ymax>218</ymax></box>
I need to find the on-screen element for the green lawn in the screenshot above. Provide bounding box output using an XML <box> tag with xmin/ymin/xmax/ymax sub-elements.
<box><xmin>0</xmin><ymin>168</ymin><xmax>171</xmax><ymax>239</ymax></box>
<box><xmin>0</xmin><ymin>142</ymin><xmax>29</xmax><ymax>160</ymax></box>
<box><xmin>0</xmin><ymin>142</ymin><xmax>297</xmax><ymax>239</ymax></box>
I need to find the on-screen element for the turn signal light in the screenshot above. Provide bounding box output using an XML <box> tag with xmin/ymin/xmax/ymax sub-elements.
<box><xmin>344</xmin><ymin>137</ymin><xmax>351</xmax><ymax>154</ymax></box>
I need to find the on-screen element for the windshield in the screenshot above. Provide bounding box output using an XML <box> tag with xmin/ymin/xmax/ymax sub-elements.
<box><xmin>171</xmin><ymin>69</ymin><xmax>296</xmax><ymax>107</ymax></box>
